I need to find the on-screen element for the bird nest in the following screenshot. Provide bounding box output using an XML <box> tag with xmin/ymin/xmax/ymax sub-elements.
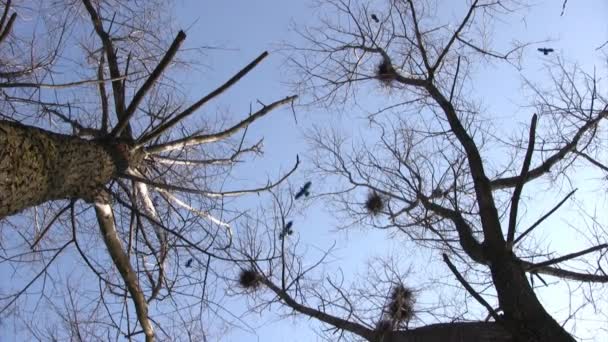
<box><xmin>376</xmin><ymin>58</ymin><xmax>396</xmax><ymax>86</ymax></box>
<box><xmin>365</xmin><ymin>191</ymin><xmax>385</xmax><ymax>216</ymax></box>
<box><xmin>238</xmin><ymin>269</ymin><xmax>261</xmax><ymax>290</ymax></box>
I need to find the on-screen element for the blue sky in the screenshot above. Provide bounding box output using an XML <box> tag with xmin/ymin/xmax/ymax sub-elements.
<box><xmin>1</xmin><ymin>0</ymin><xmax>607</xmax><ymax>341</ymax></box>
<box><xmin>171</xmin><ymin>1</ymin><xmax>608</xmax><ymax>341</ymax></box>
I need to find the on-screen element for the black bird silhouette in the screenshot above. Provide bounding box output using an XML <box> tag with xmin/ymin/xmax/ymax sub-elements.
<box><xmin>371</xmin><ymin>14</ymin><xmax>379</xmax><ymax>23</ymax></box>
<box><xmin>294</xmin><ymin>181</ymin><xmax>312</xmax><ymax>199</ymax></box>
<box><xmin>185</xmin><ymin>258</ymin><xmax>193</xmax><ymax>268</ymax></box>
<box><xmin>537</xmin><ymin>47</ymin><xmax>554</xmax><ymax>55</ymax></box>
<box><xmin>279</xmin><ymin>221</ymin><xmax>294</xmax><ymax>239</ymax></box>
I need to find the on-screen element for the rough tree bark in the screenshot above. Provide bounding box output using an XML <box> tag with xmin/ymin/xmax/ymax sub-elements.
<box><xmin>0</xmin><ymin>119</ymin><xmax>138</xmax><ymax>218</ymax></box>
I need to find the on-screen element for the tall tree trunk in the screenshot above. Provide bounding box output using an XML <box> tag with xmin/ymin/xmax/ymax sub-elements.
<box><xmin>490</xmin><ymin>251</ymin><xmax>575</xmax><ymax>342</ymax></box>
<box><xmin>0</xmin><ymin>120</ymin><xmax>128</xmax><ymax>218</ymax></box>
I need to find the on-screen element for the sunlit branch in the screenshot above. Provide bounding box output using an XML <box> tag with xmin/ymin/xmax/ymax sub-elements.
<box><xmin>30</xmin><ymin>203</ymin><xmax>71</xmax><ymax>250</ymax></box>
<box><xmin>122</xmin><ymin>155</ymin><xmax>299</xmax><ymax>198</ymax></box>
<box><xmin>98</xmin><ymin>55</ymin><xmax>109</xmax><ymax>133</ymax></box>
<box><xmin>150</xmin><ymin>138</ymin><xmax>262</xmax><ymax>166</ymax></box>
<box><xmin>144</xmin><ymin>95</ymin><xmax>296</xmax><ymax>154</ymax></box>
<box><xmin>94</xmin><ymin>198</ymin><xmax>155</xmax><ymax>342</ymax></box>
<box><xmin>155</xmin><ymin>188</ymin><xmax>233</xmax><ymax>248</ymax></box>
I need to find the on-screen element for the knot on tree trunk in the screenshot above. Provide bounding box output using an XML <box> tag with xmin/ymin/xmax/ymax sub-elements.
<box><xmin>101</xmin><ymin>141</ymin><xmax>138</xmax><ymax>174</ymax></box>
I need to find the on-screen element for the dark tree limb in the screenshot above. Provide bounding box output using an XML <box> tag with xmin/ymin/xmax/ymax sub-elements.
<box><xmin>138</xmin><ymin>51</ymin><xmax>270</xmax><ymax>145</ymax></box>
<box><xmin>507</xmin><ymin>114</ymin><xmax>537</xmax><ymax>246</ymax></box>
<box><xmin>526</xmin><ymin>244</ymin><xmax>608</xmax><ymax>272</ymax></box>
<box><xmin>491</xmin><ymin>110</ymin><xmax>608</xmax><ymax>189</ymax></box>
<box><xmin>112</xmin><ymin>30</ymin><xmax>187</xmax><ymax>137</ymax></box>
<box><xmin>521</xmin><ymin>260</ymin><xmax>608</xmax><ymax>283</ymax></box>
<box><xmin>81</xmin><ymin>0</ymin><xmax>128</xmax><ymax>129</ymax></box>
<box><xmin>443</xmin><ymin>254</ymin><xmax>501</xmax><ymax>321</ymax></box>
<box><xmin>514</xmin><ymin>189</ymin><xmax>577</xmax><ymax>245</ymax></box>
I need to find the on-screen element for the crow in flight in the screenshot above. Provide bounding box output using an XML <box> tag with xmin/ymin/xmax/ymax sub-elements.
<box><xmin>185</xmin><ymin>258</ymin><xmax>193</xmax><ymax>268</ymax></box>
<box><xmin>371</xmin><ymin>14</ymin><xmax>379</xmax><ymax>23</ymax></box>
<box><xmin>294</xmin><ymin>181</ymin><xmax>312</xmax><ymax>199</ymax></box>
<box><xmin>537</xmin><ymin>47</ymin><xmax>554</xmax><ymax>56</ymax></box>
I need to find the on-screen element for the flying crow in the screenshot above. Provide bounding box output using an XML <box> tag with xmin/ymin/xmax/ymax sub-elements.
<box><xmin>371</xmin><ymin>14</ymin><xmax>379</xmax><ymax>23</ymax></box>
<box><xmin>537</xmin><ymin>47</ymin><xmax>554</xmax><ymax>56</ymax></box>
<box><xmin>185</xmin><ymin>258</ymin><xmax>193</xmax><ymax>268</ymax></box>
<box><xmin>294</xmin><ymin>181</ymin><xmax>312</xmax><ymax>199</ymax></box>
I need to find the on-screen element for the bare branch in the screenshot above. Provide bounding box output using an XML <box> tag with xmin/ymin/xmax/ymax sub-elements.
<box><xmin>145</xmin><ymin>95</ymin><xmax>297</xmax><ymax>154</ymax></box>
<box><xmin>443</xmin><ymin>254</ymin><xmax>501</xmax><ymax>322</ymax></box>
<box><xmin>507</xmin><ymin>114</ymin><xmax>537</xmax><ymax>246</ymax></box>
<box><xmin>94</xmin><ymin>198</ymin><xmax>154</xmax><ymax>342</ymax></box>
<box><xmin>137</xmin><ymin>51</ymin><xmax>270</xmax><ymax>146</ymax></box>
<box><xmin>112</xmin><ymin>30</ymin><xmax>187</xmax><ymax>137</ymax></box>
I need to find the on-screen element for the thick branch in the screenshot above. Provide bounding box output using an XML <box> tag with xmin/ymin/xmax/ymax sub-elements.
<box><xmin>443</xmin><ymin>254</ymin><xmax>500</xmax><ymax>321</ymax></box>
<box><xmin>260</xmin><ymin>277</ymin><xmax>375</xmax><ymax>340</ymax></box>
<box><xmin>81</xmin><ymin>0</ymin><xmax>127</xmax><ymax>123</ymax></box>
<box><xmin>420</xmin><ymin>198</ymin><xmax>486</xmax><ymax>264</ymax></box>
<box><xmin>112</xmin><ymin>30</ymin><xmax>187</xmax><ymax>137</ymax></box>
<box><xmin>425</xmin><ymin>84</ymin><xmax>504</xmax><ymax>246</ymax></box>
<box><xmin>526</xmin><ymin>244</ymin><xmax>608</xmax><ymax>272</ymax></box>
<box><xmin>388</xmin><ymin>322</ymin><xmax>512</xmax><ymax>342</ymax></box>
<box><xmin>94</xmin><ymin>199</ymin><xmax>154</xmax><ymax>342</ymax></box>
<box><xmin>491</xmin><ymin>110</ymin><xmax>608</xmax><ymax>189</ymax></box>
<box><xmin>521</xmin><ymin>260</ymin><xmax>608</xmax><ymax>283</ymax></box>
<box><xmin>507</xmin><ymin>114</ymin><xmax>537</xmax><ymax>246</ymax></box>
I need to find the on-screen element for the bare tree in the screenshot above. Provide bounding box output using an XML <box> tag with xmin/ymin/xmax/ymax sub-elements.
<box><xmin>0</xmin><ymin>1</ymin><xmax>297</xmax><ymax>341</ymax></box>
<box><xmin>235</xmin><ymin>1</ymin><xmax>608</xmax><ymax>341</ymax></box>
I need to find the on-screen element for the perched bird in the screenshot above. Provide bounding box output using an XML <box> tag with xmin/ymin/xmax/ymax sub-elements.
<box><xmin>294</xmin><ymin>181</ymin><xmax>312</xmax><ymax>199</ymax></box>
<box><xmin>185</xmin><ymin>258</ymin><xmax>193</xmax><ymax>268</ymax></box>
<box><xmin>371</xmin><ymin>14</ymin><xmax>379</xmax><ymax>23</ymax></box>
<box><xmin>279</xmin><ymin>221</ymin><xmax>294</xmax><ymax>239</ymax></box>
<box><xmin>537</xmin><ymin>47</ymin><xmax>554</xmax><ymax>56</ymax></box>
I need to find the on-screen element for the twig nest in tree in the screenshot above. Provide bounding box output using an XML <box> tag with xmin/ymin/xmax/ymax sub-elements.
<box><xmin>238</xmin><ymin>269</ymin><xmax>261</xmax><ymax>290</ymax></box>
<box><xmin>387</xmin><ymin>284</ymin><xmax>415</xmax><ymax>322</ymax></box>
<box><xmin>376</xmin><ymin>58</ymin><xmax>395</xmax><ymax>85</ymax></box>
<box><xmin>365</xmin><ymin>191</ymin><xmax>384</xmax><ymax>215</ymax></box>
